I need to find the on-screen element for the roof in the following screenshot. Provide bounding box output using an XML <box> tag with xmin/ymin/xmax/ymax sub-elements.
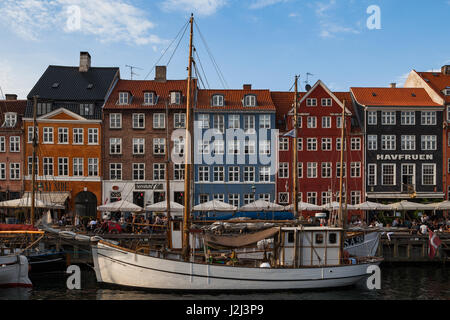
<box><xmin>104</xmin><ymin>79</ymin><xmax>194</xmax><ymax>110</ymax></box>
<box><xmin>196</xmin><ymin>89</ymin><xmax>276</xmax><ymax>111</ymax></box>
<box><xmin>27</xmin><ymin>65</ymin><xmax>119</xmax><ymax>101</ymax></box>
<box><xmin>350</xmin><ymin>87</ymin><xmax>442</xmax><ymax>107</ymax></box>
<box><xmin>0</xmin><ymin>99</ymin><xmax>27</xmax><ymax>130</ymax></box>
<box><xmin>415</xmin><ymin>71</ymin><xmax>450</xmax><ymax>103</ymax></box>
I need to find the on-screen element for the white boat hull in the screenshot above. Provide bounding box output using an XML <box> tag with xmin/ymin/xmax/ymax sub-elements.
<box><xmin>0</xmin><ymin>255</ymin><xmax>32</xmax><ymax>288</ymax></box>
<box><xmin>345</xmin><ymin>231</ymin><xmax>380</xmax><ymax>257</ymax></box>
<box><xmin>92</xmin><ymin>242</ymin><xmax>381</xmax><ymax>291</ymax></box>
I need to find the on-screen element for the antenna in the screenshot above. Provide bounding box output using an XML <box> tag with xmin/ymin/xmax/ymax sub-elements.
<box><xmin>125</xmin><ymin>65</ymin><xmax>143</xmax><ymax>80</ymax></box>
<box><xmin>304</xmin><ymin>72</ymin><xmax>314</xmax><ymax>91</ymax></box>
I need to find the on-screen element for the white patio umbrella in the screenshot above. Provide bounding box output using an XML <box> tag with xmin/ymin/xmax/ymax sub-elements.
<box><xmin>284</xmin><ymin>202</ymin><xmax>322</xmax><ymax>211</ymax></box>
<box><xmin>355</xmin><ymin>201</ymin><xmax>392</xmax><ymax>211</ymax></box>
<box><xmin>388</xmin><ymin>200</ymin><xmax>431</xmax><ymax>211</ymax></box>
<box><xmin>0</xmin><ymin>197</ymin><xmax>64</xmax><ymax>209</ymax></box>
<box><xmin>240</xmin><ymin>199</ymin><xmax>285</xmax><ymax>212</ymax></box>
<box><xmin>145</xmin><ymin>201</ymin><xmax>184</xmax><ymax>213</ymax></box>
<box><xmin>192</xmin><ymin>199</ymin><xmax>237</xmax><ymax>212</ymax></box>
<box><xmin>97</xmin><ymin>199</ymin><xmax>143</xmax><ymax>212</ymax></box>
<box><xmin>320</xmin><ymin>201</ymin><xmax>358</xmax><ymax>211</ymax></box>
<box><xmin>425</xmin><ymin>201</ymin><xmax>450</xmax><ymax>210</ymax></box>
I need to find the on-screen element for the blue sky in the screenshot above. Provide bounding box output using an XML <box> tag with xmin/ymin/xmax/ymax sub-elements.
<box><xmin>0</xmin><ymin>0</ymin><xmax>449</xmax><ymax>99</ymax></box>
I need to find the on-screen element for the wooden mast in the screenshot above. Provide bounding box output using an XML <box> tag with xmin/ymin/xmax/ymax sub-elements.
<box><xmin>182</xmin><ymin>14</ymin><xmax>194</xmax><ymax>261</ymax></box>
<box><xmin>292</xmin><ymin>75</ymin><xmax>299</xmax><ymax>218</ymax></box>
<box><xmin>337</xmin><ymin>100</ymin><xmax>346</xmax><ymax>228</ymax></box>
<box><xmin>165</xmin><ymin>100</ymin><xmax>172</xmax><ymax>248</ymax></box>
<box><xmin>31</xmin><ymin>95</ymin><xmax>38</xmax><ymax>226</ymax></box>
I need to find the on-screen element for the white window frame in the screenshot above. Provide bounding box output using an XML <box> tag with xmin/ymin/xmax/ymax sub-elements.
<box><xmin>133</xmin><ymin>163</ymin><xmax>145</xmax><ymax>181</ymax></box>
<box><xmin>133</xmin><ymin>138</ymin><xmax>145</xmax><ymax>155</ymax></box>
<box><xmin>110</xmin><ymin>138</ymin><xmax>122</xmax><ymax>155</ymax></box>
<box><xmin>422</xmin><ymin>164</ymin><xmax>436</xmax><ymax>186</ymax></box>
<box><xmin>118</xmin><ymin>92</ymin><xmax>129</xmax><ymax>105</ymax></box>
<box><xmin>73</xmin><ymin>128</ymin><xmax>84</xmax><ymax>145</ymax></box>
<box><xmin>401</xmin><ymin>111</ymin><xmax>415</xmax><ymax>125</ymax></box>
<box><xmin>88</xmin><ymin>128</ymin><xmax>99</xmax><ymax>145</ymax></box>
<box><xmin>174</xmin><ymin>113</ymin><xmax>186</xmax><ymax>129</ymax></box>
<box><xmin>382</xmin><ymin>164</ymin><xmax>396</xmax><ymax>186</ymax></box>
<box><xmin>73</xmin><ymin>158</ymin><xmax>84</xmax><ymax>176</ymax></box>
<box><xmin>153</xmin><ymin>113</ymin><xmax>165</xmax><ymax>129</ymax></box>
<box><xmin>110</xmin><ymin>163</ymin><xmax>122</xmax><ymax>181</ymax></box>
<box><xmin>306</xmin><ymin>98</ymin><xmax>317</xmax><ymax>107</ymax></box>
<box><xmin>9</xmin><ymin>136</ymin><xmax>20</xmax><ymax>152</ymax></box>
<box><xmin>58</xmin><ymin>128</ymin><xmax>68</xmax><ymax>144</ymax></box>
<box><xmin>132</xmin><ymin>113</ymin><xmax>145</xmax><ymax>129</ymax></box>
<box><xmin>381</xmin><ymin>111</ymin><xmax>396</xmax><ymax>125</ymax></box>
<box><xmin>43</xmin><ymin>127</ymin><xmax>53</xmax><ymax>144</ymax></box>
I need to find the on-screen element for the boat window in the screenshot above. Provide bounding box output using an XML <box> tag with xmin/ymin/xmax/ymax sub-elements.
<box><xmin>315</xmin><ymin>233</ymin><xmax>324</xmax><ymax>245</ymax></box>
<box><xmin>287</xmin><ymin>231</ymin><xmax>294</xmax><ymax>243</ymax></box>
<box><xmin>329</xmin><ymin>233</ymin><xmax>337</xmax><ymax>244</ymax></box>
<box><xmin>173</xmin><ymin>221</ymin><xmax>181</xmax><ymax>231</ymax></box>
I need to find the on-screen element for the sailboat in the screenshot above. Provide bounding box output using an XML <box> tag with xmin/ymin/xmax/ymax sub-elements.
<box><xmin>91</xmin><ymin>14</ymin><xmax>382</xmax><ymax>291</ymax></box>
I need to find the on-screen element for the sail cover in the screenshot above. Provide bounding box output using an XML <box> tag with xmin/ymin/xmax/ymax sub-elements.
<box><xmin>203</xmin><ymin>227</ymin><xmax>279</xmax><ymax>249</ymax></box>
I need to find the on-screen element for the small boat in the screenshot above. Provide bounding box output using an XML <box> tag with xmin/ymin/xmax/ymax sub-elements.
<box><xmin>0</xmin><ymin>254</ymin><xmax>32</xmax><ymax>288</ymax></box>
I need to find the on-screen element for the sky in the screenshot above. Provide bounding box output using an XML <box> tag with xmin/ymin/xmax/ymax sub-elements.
<box><xmin>0</xmin><ymin>0</ymin><xmax>449</xmax><ymax>99</ymax></box>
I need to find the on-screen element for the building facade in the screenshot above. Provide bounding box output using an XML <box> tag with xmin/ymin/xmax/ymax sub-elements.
<box><xmin>23</xmin><ymin>52</ymin><xmax>119</xmax><ymax>217</ymax></box>
<box><xmin>194</xmin><ymin>85</ymin><xmax>277</xmax><ymax>208</ymax></box>
<box><xmin>351</xmin><ymin>86</ymin><xmax>444</xmax><ymax>202</ymax></box>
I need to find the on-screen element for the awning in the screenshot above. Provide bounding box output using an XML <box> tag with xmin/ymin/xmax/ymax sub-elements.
<box><xmin>23</xmin><ymin>191</ymin><xmax>70</xmax><ymax>207</ymax></box>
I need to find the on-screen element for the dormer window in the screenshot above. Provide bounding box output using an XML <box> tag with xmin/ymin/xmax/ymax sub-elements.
<box><xmin>3</xmin><ymin>112</ymin><xmax>17</xmax><ymax>127</ymax></box>
<box><xmin>444</xmin><ymin>88</ymin><xmax>450</xmax><ymax>96</ymax></box>
<box><xmin>170</xmin><ymin>91</ymin><xmax>181</xmax><ymax>105</ymax></box>
<box><xmin>80</xmin><ymin>103</ymin><xmax>94</xmax><ymax>116</ymax></box>
<box><xmin>306</xmin><ymin>98</ymin><xmax>317</xmax><ymax>106</ymax></box>
<box><xmin>212</xmin><ymin>94</ymin><xmax>224</xmax><ymax>107</ymax></box>
<box><xmin>37</xmin><ymin>102</ymin><xmax>52</xmax><ymax>115</ymax></box>
<box><xmin>144</xmin><ymin>92</ymin><xmax>156</xmax><ymax>105</ymax></box>
<box><xmin>118</xmin><ymin>92</ymin><xmax>129</xmax><ymax>105</ymax></box>
<box><xmin>243</xmin><ymin>95</ymin><xmax>256</xmax><ymax>107</ymax></box>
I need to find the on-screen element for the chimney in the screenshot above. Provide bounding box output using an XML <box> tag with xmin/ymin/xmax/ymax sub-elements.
<box><xmin>79</xmin><ymin>51</ymin><xmax>91</xmax><ymax>72</ymax></box>
<box><xmin>442</xmin><ymin>65</ymin><xmax>450</xmax><ymax>76</ymax></box>
<box><xmin>155</xmin><ymin>66</ymin><xmax>167</xmax><ymax>82</ymax></box>
<box><xmin>390</xmin><ymin>83</ymin><xmax>396</xmax><ymax>88</ymax></box>
<box><xmin>5</xmin><ymin>94</ymin><xmax>17</xmax><ymax>101</ymax></box>
<box><xmin>243</xmin><ymin>84</ymin><xmax>252</xmax><ymax>90</ymax></box>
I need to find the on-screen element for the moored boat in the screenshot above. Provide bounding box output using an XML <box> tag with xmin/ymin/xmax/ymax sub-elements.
<box><xmin>0</xmin><ymin>254</ymin><xmax>32</xmax><ymax>288</ymax></box>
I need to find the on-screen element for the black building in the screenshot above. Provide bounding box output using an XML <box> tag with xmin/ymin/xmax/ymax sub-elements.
<box><xmin>351</xmin><ymin>87</ymin><xmax>445</xmax><ymax>201</ymax></box>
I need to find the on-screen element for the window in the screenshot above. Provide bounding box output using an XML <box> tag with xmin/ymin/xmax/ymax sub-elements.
<box><xmin>315</xmin><ymin>233</ymin><xmax>324</xmax><ymax>245</ymax></box>
<box><xmin>73</xmin><ymin>128</ymin><xmax>83</xmax><ymax>144</ymax></box>
<box><xmin>43</xmin><ymin>127</ymin><xmax>53</xmax><ymax>144</ymax></box>
<box><xmin>170</xmin><ymin>92</ymin><xmax>181</xmax><ymax>104</ymax></box>
<box><xmin>336</xmin><ymin>116</ymin><xmax>343</xmax><ymax>129</ymax></box>
<box><xmin>198</xmin><ymin>166</ymin><xmax>209</xmax><ymax>182</ymax></box>
<box><xmin>58</xmin><ymin>158</ymin><xmax>68</xmax><ymax>176</ymax></box>
<box><xmin>133</xmin><ymin>114</ymin><xmax>145</xmax><ymax>129</ymax></box>
<box><xmin>421</xmin><ymin>111</ymin><xmax>436</xmax><ymax>125</ymax></box>
<box><xmin>27</xmin><ymin>156</ymin><xmax>38</xmax><ymax>176</ymax></box>
<box><xmin>212</xmin><ymin>139</ymin><xmax>224</xmax><ymax>155</ymax></box>
<box><xmin>80</xmin><ymin>104</ymin><xmax>94</xmax><ymax>116</ymax></box>
<box><xmin>321</xmin><ymin>162</ymin><xmax>332</xmax><ymax>178</ymax></box>
<box><xmin>214</xmin><ymin>114</ymin><xmax>225</xmax><ymax>133</ymax></box>
<box><xmin>382</xmin><ymin>164</ymin><xmax>395</xmax><ymax>185</ymax></box>
<box><xmin>368</xmin><ymin>135</ymin><xmax>377</xmax><ymax>150</ymax></box>
<box><xmin>421</xmin><ymin>135</ymin><xmax>437</xmax><ymax>150</ymax></box>
<box><xmin>118</xmin><ymin>92</ymin><xmax>129</xmax><ymax>105</ymax></box>
<box><xmin>278</xmin><ymin>192</ymin><xmax>289</xmax><ymax>204</ymax></box>
<box><xmin>110</xmin><ymin>163</ymin><xmax>122</xmax><ymax>180</ymax></box>
<box><xmin>153</xmin><ymin>138</ymin><xmax>165</xmax><ymax>155</ymax></box>
<box><xmin>279</xmin><ymin>163</ymin><xmax>289</xmax><ymax>179</ymax></box>
<box><xmin>321</xmin><ymin>138</ymin><xmax>332</xmax><ymax>151</ymax></box>
<box><xmin>144</xmin><ymin>92</ymin><xmax>156</xmax><ymax>105</ymax></box>
<box><xmin>0</xmin><ymin>163</ymin><xmax>6</xmax><ymax>179</ymax></box>
<box><xmin>381</xmin><ymin>111</ymin><xmax>396</xmax><ymax>125</ymax></box>
<box><xmin>43</xmin><ymin>157</ymin><xmax>53</xmax><ymax>176</ymax></box>
<box><xmin>9</xmin><ymin>163</ymin><xmax>20</xmax><ymax>180</ymax></box>
<box><xmin>351</xmin><ymin>138</ymin><xmax>361</xmax><ymax>151</ymax></box>
<box><xmin>307</xmin><ymin>162</ymin><xmax>317</xmax><ymax>178</ymax></box>
<box><xmin>0</xmin><ymin>136</ymin><xmax>4</xmax><ymax>152</ymax></box>
<box><xmin>244</xmin><ymin>139</ymin><xmax>256</xmax><ymax>155</ymax></box>
<box><xmin>244</xmin><ymin>115</ymin><xmax>255</xmax><ymax>133</ymax></box>
<box><xmin>9</xmin><ymin>136</ymin><xmax>20</xmax><ymax>152</ymax></box>
<box><xmin>228</xmin><ymin>114</ymin><xmax>240</xmax><ymax>129</ymax></box>
<box><xmin>228</xmin><ymin>140</ymin><xmax>239</xmax><ymax>154</ymax></box>
<box><xmin>110</xmin><ymin>138</ymin><xmax>122</xmax><ymax>154</ymax></box>
<box><xmin>133</xmin><ymin>163</ymin><xmax>145</xmax><ymax>181</ymax></box>
<box><xmin>307</xmin><ymin>116</ymin><xmax>317</xmax><ymax>128</ymax></box>
<box><xmin>133</xmin><ymin>138</ymin><xmax>145</xmax><ymax>154</ymax></box>
<box><xmin>3</xmin><ymin>113</ymin><xmax>17</xmax><ymax>127</ymax></box>
<box><xmin>321</xmin><ymin>98</ymin><xmax>332</xmax><ymax>106</ymax></box>
<box><xmin>73</xmin><ymin>158</ymin><xmax>83</xmax><ymax>176</ymax></box>
<box><xmin>259</xmin><ymin>166</ymin><xmax>270</xmax><ymax>182</ymax></box>
<box><xmin>57</xmin><ymin>128</ymin><xmax>68</xmax><ymax>144</ymax></box>
<box><xmin>401</xmin><ymin>111</ymin><xmax>415</xmax><ymax>125</ymax></box>
<box><xmin>228</xmin><ymin>166</ymin><xmax>239</xmax><ymax>182</ymax></box>
<box><xmin>228</xmin><ymin>194</ymin><xmax>239</xmax><ymax>207</ymax></box>
<box><xmin>260</xmin><ymin>140</ymin><xmax>270</xmax><ymax>155</ymax></box>
<box><xmin>259</xmin><ymin>193</ymin><xmax>270</xmax><ymax>202</ymax></box>
<box><xmin>174</xmin><ymin>137</ymin><xmax>184</xmax><ymax>156</ymax></box>
<box><xmin>244</xmin><ymin>166</ymin><xmax>255</xmax><ymax>182</ymax></box>
<box><xmin>381</xmin><ymin>135</ymin><xmax>396</xmax><ymax>150</ymax></box>
<box><xmin>368</xmin><ymin>164</ymin><xmax>377</xmax><ymax>186</ymax></box>
<box><xmin>350</xmin><ymin>162</ymin><xmax>361</xmax><ymax>178</ymax></box>
<box><xmin>174</xmin><ymin>113</ymin><xmax>186</xmax><ymax>128</ymax></box>
<box><xmin>213</xmin><ymin>194</ymin><xmax>225</xmax><ymax>202</ymax></box>
<box><xmin>367</xmin><ymin>111</ymin><xmax>377</xmax><ymax>125</ymax></box>
<box><xmin>297</xmin><ymin>138</ymin><xmax>303</xmax><ymax>151</ymax></box>
<box><xmin>307</xmin><ymin>138</ymin><xmax>317</xmax><ymax>151</ymax></box>
<box><xmin>28</xmin><ymin>126</ymin><xmax>37</xmax><ymax>144</ymax></box>
<box><xmin>279</xmin><ymin>137</ymin><xmax>289</xmax><ymax>151</ymax></box>
<box><xmin>212</xmin><ymin>94</ymin><xmax>224</xmax><ymax>107</ymax></box>
<box><xmin>322</xmin><ymin>116</ymin><xmax>331</xmax><ymax>128</ymax></box>
<box><xmin>401</xmin><ymin>135</ymin><xmax>416</xmax><ymax>150</ymax></box>
<box><xmin>88</xmin><ymin>128</ymin><xmax>98</xmax><ymax>145</ymax></box>
<box><xmin>213</xmin><ymin>166</ymin><xmax>225</xmax><ymax>182</ymax></box>
<box><xmin>422</xmin><ymin>164</ymin><xmax>436</xmax><ymax>185</ymax></box>
<box><xmin>321</xmin><ymin>192</ymin><xmax>331</xmax><ymax>206</ymax></box>
<box><xmin>198</xmin><ymin>114</ymin><xmax>209</xmax><ymax>129</ymax></box>
<box><xmin>243</xmin><ymin>95</ymin><xmax>256</xmax><ymax>107</ymax></box>
<box><xmin>306</xmin><ymin>98</ymin><xmax>317</xmax><ymax>106</ymax></box>
<box><xmin>336</xmin><ymin>162</ymin><xmax>346</xmax><ymax>178</ymax></box>
<box><xmin>37</xmin><ymin>103</ymin><xmax>52</xmax><ymax>115</ymax></box>
<box><xmin>199</xmin><ymin>194</ymin><xmax>209</xmax><ymax>204</ymax></box>
<box><xmin>298</xmin><ymin>162</ymin><xmax>303</xmax><ymax>178</ymax></box>
<box><xmin>259</xmin><ymin>115</ymin><xmax>271</xmax><ymax>129</ymax></box>
<box><xmin>351</xmin><ymin>191</ymin><xmax>361</xmax><ymax>205</ymax></box>
<box><xmin>88</xmin><ymin>158</ymin><xmax>98</xmax><ymax>176</ymax></box>
<box><xmin>153</xmin><ymin>113</ymin><xmax>165</xmax><ymax>129</ymax></box>
<box><xmin>307</xmin><ymin>192</ymin><xmax>317</xmax><ymax>205</ymax></box>
<box><xmin>110</xmin><ymin>113</ymin><xmax>122</xmax><ymax>129</ymax></box>
<box><xmin>199</xmin><ymin>140</ymin><xmax>210</xmax><ymax>154</ymax></box>
<box><xmin>174</xmin><ymin>164</ymin><xmax>185</xmax><ymax>181</ymax></box>
<box><xmin>336</xmin><ymin>138</ymin><xmax>346</xmax><ymax>151</ymax></box>
<box><xmin>244</xmin><ymin>193</ymin><xmax>255</xmax><ymax>205</ymax></box>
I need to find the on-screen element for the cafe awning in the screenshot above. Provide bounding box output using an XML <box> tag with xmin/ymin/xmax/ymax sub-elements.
<box><xmin>22</xmin><ymin>191</ymin><xmax>70</xmax><ymax>208</ymax></box>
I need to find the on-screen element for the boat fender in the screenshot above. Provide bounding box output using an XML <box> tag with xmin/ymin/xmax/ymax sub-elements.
<box><xmin>349</xmin><ymin>258</ymin><xmax>357</xmax><ymax>265</ymax></box>
<box><xmin>343</xmin><ymin>250</ymin><xmax>350</xmax><ymax>264</ymax></box>
<box><xmin>74</xmin><ymin>234</ymin><xmax>91</xmax><ymax>242</ymax></box>
<box><xmin>90</xmin><ymin>236</ymin><xmax>103</xmax><ymax>242</ymax></box>
<box><xmin>259</xmin><ymin>262</ymin><xmax>271</xmax><ymax>268</ymax></box>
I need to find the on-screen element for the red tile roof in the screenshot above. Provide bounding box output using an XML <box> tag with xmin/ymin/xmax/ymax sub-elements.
<box><xmin>196</xmin><ymin>89</ymin><xmax>276</xmax><ymax>111</ymax></box>
<box><xmin>350</xmin><ymin>87</ymin><xmax>442</xmax><ymax>107</ymax></box>
<box><xmin>104</xmin><ymin>79</ymin><xmax>196</xmax><ymax>110</ymax></box>
<box><xmin>415</xmin><ymin>71</ymin><xmax>450</xmax><ymax>103</ymax></box>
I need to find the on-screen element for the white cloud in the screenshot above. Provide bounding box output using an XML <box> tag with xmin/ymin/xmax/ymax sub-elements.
<box><xmin>313</xmin><ymin>0</ymin><xmax>360</xmax><ymax>38</ymax></box>
<box><xmin>248</xmin><ymin>0</ymin><xmax>290</xmax><ymax>10</ymax></box>
<box><xmin>0</xmin><ymin>59</ymin><xmax>37</xmax><ymax>99</ymax></box>
<box><xmin>0</xmin><ymin>0</ymin><xmax>164</xmax><ymax>45</ymax></box>
<box><xmin>160</xmin><ymin>0</ymin><xmax>228</xmax><ymax>16</ymax></box>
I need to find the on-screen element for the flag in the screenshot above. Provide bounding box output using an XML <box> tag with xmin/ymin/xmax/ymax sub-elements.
<box><xmin>428</xmin><ymin>229</ymin><xmax>442</xmax><ymax>259</ymax></box>
<box><xmin>283</xmin><ymin>129</ymin><xmax>296</xmax><ymax>138</ymax></box>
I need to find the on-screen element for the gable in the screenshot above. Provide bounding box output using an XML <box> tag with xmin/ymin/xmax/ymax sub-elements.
<box><xmin>38</xmin><ymin>108</ymin><xmax>87</xmax><ymax>121</ymax></box>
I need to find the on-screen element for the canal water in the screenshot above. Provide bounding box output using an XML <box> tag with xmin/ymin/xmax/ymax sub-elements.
<box><xmin>0</xmin><ymin>264</ymin><xmax>448</xmax><ymax>300</ymax></box>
